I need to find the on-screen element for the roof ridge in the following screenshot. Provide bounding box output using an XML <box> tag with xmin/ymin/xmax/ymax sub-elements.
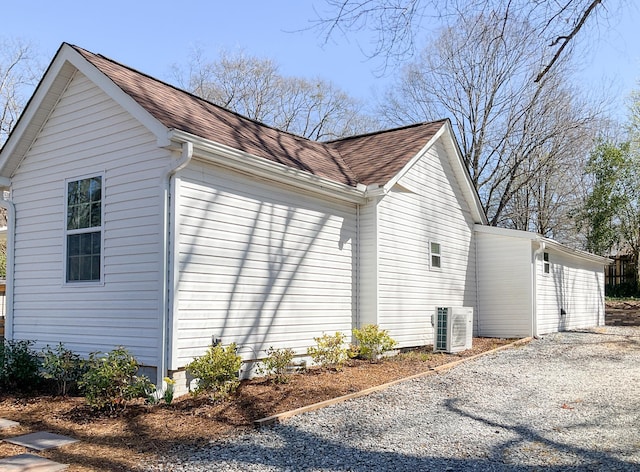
<box><xmin>324</xmin><ymin>119</ymin><xmax>449</xmax><ymax>144</ymax></box>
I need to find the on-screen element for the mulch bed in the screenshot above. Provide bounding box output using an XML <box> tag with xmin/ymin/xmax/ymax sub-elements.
<box><xmin>0</xmin><ymin>337</ymin><xmax>515</xmax><ymax>472</ymax></box>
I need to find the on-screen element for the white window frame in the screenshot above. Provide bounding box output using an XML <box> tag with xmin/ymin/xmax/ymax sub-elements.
<box><xmin>429</xmin><ymin>241</ymin><xmax>442</xmax><ymax>270</ymax></box>
<box><xmin>64</xmin><ymin>173</ymin><xmax>105</xmax><ymax>285</ymax></box>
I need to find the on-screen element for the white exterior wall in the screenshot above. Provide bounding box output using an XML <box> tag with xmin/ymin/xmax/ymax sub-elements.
<box><xmin>172</xmin><ymin>161</ymin><xmax>357</xmax><ymax>368</ymax></box>
<box><xmin>375</xmin><ymin>140</ymin><xmax>477</xmax><ymax>347</ymax></box>
<box><xmin>475</xmin><ymin>232</ymin><xmax>532</xmax><ymax>338</ymax></box>
<box><xmin>9</xmin><ymin>72</ymin><xmax>170</xmax><ymax>366</ymax></box>
<box><xmin>536</xmin><ymin>250</ymin><xmax>605</xmax><ymax>334</ymax></box>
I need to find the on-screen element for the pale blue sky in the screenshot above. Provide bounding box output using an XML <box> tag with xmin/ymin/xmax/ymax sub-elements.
<box><xmin>4</xmin><ymin>1</ymin><xmax>640</xmax><ymax>120</ymax></box>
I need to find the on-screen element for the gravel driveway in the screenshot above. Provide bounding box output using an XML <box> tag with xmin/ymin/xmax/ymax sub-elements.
<box><xmin>147</xmin><ymin>326</ymin><xmax>640</xmax><ymax>471</ymax></box>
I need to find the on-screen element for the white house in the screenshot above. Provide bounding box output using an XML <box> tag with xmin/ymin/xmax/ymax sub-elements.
<box><xmin>0</xmin><ymin>43</ymin><xmax>608</xmax><ymax>388</ymax></box>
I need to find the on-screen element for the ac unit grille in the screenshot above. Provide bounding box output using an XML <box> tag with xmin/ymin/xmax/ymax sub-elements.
<box><xmin>436</xmin><ymin>307</ymin><xmax>449</xmax><ymax>351</ymax></box>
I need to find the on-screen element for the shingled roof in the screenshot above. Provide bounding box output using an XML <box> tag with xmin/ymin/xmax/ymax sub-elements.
<box><xmin>71</xmin><ymin>45</ymin><xmax>446</xmax><ymax>188</ymax></box>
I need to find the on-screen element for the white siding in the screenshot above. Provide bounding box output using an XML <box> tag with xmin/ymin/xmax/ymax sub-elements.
<box><xmin>376</xmin><ymin>140</ymin><xmax>477</xmax><ymax>347</ymax></box>
<box><xmin>536</xmin><ymin>250</ymin><xmax>605</xmax><ymax>334</ymax></box>
<box><xmin>172</xmin><ymin>161</ymin><xmax>356</xmax><ymax>368</ymax></box>
<box><xmin>476</xmin><ymin>232</ymin><xmax>532</xmax><ymax>337</ymax></box>
<box><xmin>10</xmin><ymin>72</ymin><xmax>170</xmax><ymax>366</ymax></box>
<box><xmin>358</xmin><ymin>198</ymin><xmax>378</xmax><ymax>326</ymax></box>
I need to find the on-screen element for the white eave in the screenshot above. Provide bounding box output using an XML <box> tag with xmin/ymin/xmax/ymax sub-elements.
<box><xmin>475</xmin><ymin>224</ymin><xmax>611</xmax><ymax>265</ymax></box>
<box><xmin>167</xmin><ymin>129</ymin><xmax>368</xmax><ymax>204</ymax></box>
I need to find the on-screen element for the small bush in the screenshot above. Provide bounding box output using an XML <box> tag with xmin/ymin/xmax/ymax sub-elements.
<box><xmin>352</xmin><ymin>324</ymin><xmax>397</xmax><ymax>362</ymax></box>
<box><xmin>257</xmin><ymin>346</ymin><xmax>295</xmax><ymax>384</ymax></box>
<box><xmin>41</xmin><ymin>343</ymin><xmax>88</xmax><ymax>396</ymax></box>
<box><xmin>0</xmin><ymin>339</ymin><xmax>41</xmax><ymax>393</ymax></box>
<box><xmin>186</xmin><ymin>343</ymin><xmax>242</xmax><ymax>399</ymax></box>
<box><xmin>307</xmin><ymin>332</ymin><xmax>348</xmax><ymax>370</ymax></box>
<box><xmin>80</xmin><ymin>346</ymin><xmax>151</xmax><ymax>412</ymax></box>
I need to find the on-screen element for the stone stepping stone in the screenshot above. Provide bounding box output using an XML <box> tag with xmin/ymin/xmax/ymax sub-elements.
<box><xmin>0</xmin><ymin>453</ymin><xmax>68</xmax><ymax>471</ymax></box>
<box><xmin>3</xmin><ymin>432</ymin><xmax>78</xmax><ymax>451</ymax></box>
<box><xmin>0</xmin><ymin>418</ymin><xmax>19</xmax><ymax>429</ymax></box>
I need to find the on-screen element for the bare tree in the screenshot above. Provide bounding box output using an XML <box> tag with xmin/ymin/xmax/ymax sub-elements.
<box><xmin>0</xmin><ymin>38</ymin><xmax>41</xmax><ymax>146</ymax></box>
<box><xmin>173</xmin><ymin>48</ymin><xmax>378</xmax><ymax>140</ymax></box>
<box><xmin>379</xmin><ymin>9</ymin><xmax>604</xmax><ymax>236</ymax></box>
<box><xmin>313</xmin><ymin>0</ymin><xmax>612</xmax><ymax>81</ymax></box>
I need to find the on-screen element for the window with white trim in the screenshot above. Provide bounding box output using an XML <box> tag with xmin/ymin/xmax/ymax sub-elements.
<box><xmin>66</xmin><ymin>176</ymin><xmax>102</xmax><ymax>282</ymax></box>
<box><xmin>430</xmin><ymin>241</ymin><xmax>442</xmax><ymax>269</ymax></box>
<box><xmin>543</xmin><ymin>252</ymin><xmax>550</xmax><ymax>275</ymax></box>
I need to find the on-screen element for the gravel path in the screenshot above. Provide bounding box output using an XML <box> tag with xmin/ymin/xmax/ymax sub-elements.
<box><xmin>147</xmin><ymin>327</ymin><xmax>640</xmax><ymax>471</ymax></box>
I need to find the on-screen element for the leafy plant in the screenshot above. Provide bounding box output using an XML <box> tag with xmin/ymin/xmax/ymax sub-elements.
<box><xmin>257</xmin><ymin>346</ymin><xmax>295</xmax><ymax>384</ymax></box>
<box><xmin>352</xmin><ymin>324</ymin><xmax>397</xmax><ymax>362</ymax></box>
<box><xmin>0</xmin><ymin>339</ymin><xmax>40</xmax><ymax>393</ymax></box>
<box><xmin>307</xmin><ymin>332</ymin><xmax>348</xmax><ymax>370</ymax></box>
<box><xmin>186</xmin><ymin>343</ymin><xmax>242</xmax><ymax>399</ymax></box>
<box><xmin>163</xmin><ymin>377</ymin><xmax>176</xmax><ymax>405</ymax></box>
<box><xmin>79</xmin><ymin>346</ymin><xmax>151</xmax><ymax>412</ymax></box>
<box><xmin>41</xmin><ymin>343</ymin><xmax>88</xmax><ymax>396</ymax></box>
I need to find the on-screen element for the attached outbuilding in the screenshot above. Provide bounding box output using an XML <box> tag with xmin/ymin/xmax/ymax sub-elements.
<box><xmin>475</xmin><ymin>225</ymin><xmax>610</xmax><ymax>338</ymax></box>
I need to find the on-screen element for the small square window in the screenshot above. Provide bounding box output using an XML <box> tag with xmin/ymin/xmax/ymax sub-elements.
<box><xmin>543</xmin><ymin>252</ymin><xmax>550</xmax><ymax>274</ymax></box>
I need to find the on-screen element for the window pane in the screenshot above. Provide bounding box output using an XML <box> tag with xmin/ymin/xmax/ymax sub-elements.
<box><xmin>90</xmin><ymin>202</ymin><xmax>101</xmax><ymax>227</ymax></box>
<box><xmin>431</xmin><ymin>242</ymin><xmax>440</xmax><ymax>255</ymax></box>
<box><xmin>67</xmin><ymin>181</ymin><xmax>78</xmax><ymax>205</ymax></box>
<box><xmin>67</xmin><ymin>235</ymin><xmax>80</xmax><ymax>256</ymax></box>
<box><xmin>91</xmin><ymin>232</ymin><xmax>101</xmax><ymax>254</ymax></box>
<box><xmin>90</xmin><ymin>177</ymin><xmax>101</xmax><ymax>202</ymax></box>
<box><xmin>80</xmin><ymin>233</ymin><xmax>93</xmax><ymax>254</ymax></box>
<box><xmin>432</xmin><ymin>255</ymin><xmax>441</xmax><ymax>268</ymax></box>
<box><xmin>91</xmin><ymin>255</ymin><xmax>101</xmax><ymax>280</ymax></box>
<box><xmin>67</xmin><ymin>256</ymin><xmax>80</xmax><ymax>281</ymax></box>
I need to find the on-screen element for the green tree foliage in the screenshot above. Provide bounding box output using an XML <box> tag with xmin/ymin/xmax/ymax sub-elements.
<box><xmin>581</xmin><ymin>140</ymin><xmax>631</xmax><ymax>256</ymax></box>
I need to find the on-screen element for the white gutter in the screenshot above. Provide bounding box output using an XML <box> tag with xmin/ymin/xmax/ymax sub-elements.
<box><xmin>0</xmin><ymin>195</ymin><xmax>14</xmax><ymax>340</ymax></box>
<box><xmin>531</xmin><ymin>240</ymin><xmax>545</xmax><ymax>338</ymax></box>
<box><xmin>158</xmin><ymin>141</ymin><xmax>193</xmax><ymax>388</ymax></box>
<box><xmin>168</xmin><ymin>130</ymin><xmax>367</xmax><ymax>204</ymax></box>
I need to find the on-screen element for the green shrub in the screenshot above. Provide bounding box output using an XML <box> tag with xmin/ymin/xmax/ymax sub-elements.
<box><xmin>79</xmin><ymin>346</ymin><xmax>151</xmax><ymax>412</ymax></box>
<box><xmin>307</xmin><ymin>332</ymin><xmax>348</xmax><ymax>370</ymax></box>
<box><xmin>0</xmin><ymin>339</ymin><xmax>41</xmax><ymax>393</ymax></box>
<box><xmin>257</xmin><ymin>346</ymin><xmax>295</xmax><ymax>384</ymax></box>
<box><xmin>352</xmin><ymin>324</ymin><xmax>397</xmax><ymax>362</ymax></box>
<box><xmin>41</xmin><ymin>343</ymin><xmax>88</xmax><ymax>396</ymax></box>
<box><xmin>186</xmin><ymin>343</ymin><xmax>242</xmax><ymax>399</ymax></box>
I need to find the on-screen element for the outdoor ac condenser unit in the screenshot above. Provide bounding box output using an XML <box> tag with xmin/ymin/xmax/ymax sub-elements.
<box><xmin>432</xmin><ymin>306</ymin><xmax>473</xmax><ymax>353</ymax></box>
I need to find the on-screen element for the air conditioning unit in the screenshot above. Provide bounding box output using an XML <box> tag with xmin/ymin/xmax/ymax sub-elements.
<box><xmin>432</xmin><ymin>307</ymin><xmax>473</xmax><ymax>353</ymax></box>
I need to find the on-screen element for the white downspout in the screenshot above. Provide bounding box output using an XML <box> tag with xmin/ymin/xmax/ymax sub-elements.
<box><xmin>0</xmin><ymin>195</ymin><xmax>15</xmax><ymax>340</ymax></box>
<box><xmin>532</xmin><ymin>240</ymin><xmax>545</xmax><ymax>338</ymax></box>
<box><xmin>158</xmin><ymin>141</ymin><xmax>193</xmax><ymax>388</ymax></box>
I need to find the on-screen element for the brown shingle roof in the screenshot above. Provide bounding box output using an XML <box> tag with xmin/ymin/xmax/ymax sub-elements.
<box><xmin>327</xmin><ymin>121</ymin><xmax>446</xmax><ymax>186</ymax></box>
<box><xmin>72</xmin><ymin>45</ymin><xmax>445</xmax><ymax>188</ymax></box>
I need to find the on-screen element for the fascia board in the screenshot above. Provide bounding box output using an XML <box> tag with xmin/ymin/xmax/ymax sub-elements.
<box><xmin>64</xmin><ymin>46</ymin><xmax>170</xmax><ymax>146</ymax></box>
<box><xmin>168</xmin><ymin>130</ymin><xmax>367</xmax><ymax>204</ymax></box>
